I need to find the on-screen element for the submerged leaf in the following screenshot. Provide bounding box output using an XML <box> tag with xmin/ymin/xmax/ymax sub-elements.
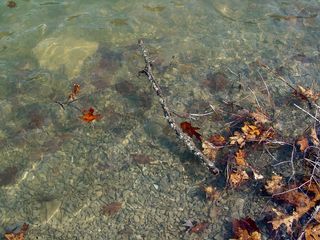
<box><xmin>101</xmin><ymin>202</ymin><xmax>122</xmax><ymax>216</ymax></box>
<box><xmin>203</xmin><ymin>186</ymin><xmax>220</xmax><ymax>201</ymax></box>
<box><xmin>68</xmin><ymin>83</ymin><xmax>80</xmax><ymax>101</ymax></box>
<box><xmin>4</xmin><ymin>223</ymin><xmax>29</xmax><ymax>240</ymax></box>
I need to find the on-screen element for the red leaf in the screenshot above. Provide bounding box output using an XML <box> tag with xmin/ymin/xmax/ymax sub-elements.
<box><xmin>80</xmin><ymin>107</ymin><xmax>102</xmax><ymax>123</ymax></box>
<box><xmin>180</xmin><ymin>121</ymin><xmax>202</xmax><ymax>141</ymax></box>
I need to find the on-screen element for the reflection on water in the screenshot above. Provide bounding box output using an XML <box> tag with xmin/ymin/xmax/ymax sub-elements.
<box><xmin>0</xmin><ymin>0</ymin><xmax>319</xmax><ymax>239</ymax></box>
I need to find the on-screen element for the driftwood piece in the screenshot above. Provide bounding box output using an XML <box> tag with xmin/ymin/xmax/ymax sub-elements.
<box><xmin>138</xmin><ymin>39</ymin><xmax>219</xmax><ymax>174</ymax></box>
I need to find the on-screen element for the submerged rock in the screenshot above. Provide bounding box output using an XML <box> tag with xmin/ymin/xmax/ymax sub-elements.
<box><xmin>33</xmin><ymin>36</ymin><xmax>98</xmax><ymax>79</ymax></box>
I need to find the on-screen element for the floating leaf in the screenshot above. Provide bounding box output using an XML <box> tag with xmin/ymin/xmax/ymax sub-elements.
<box><xmin>79</xmin><ymin>107</ymin><xmax>102</xmax><ymax>123</ymax></box>
<box><xmin>232</xmin><ymin>217</ymin><xmax>261</xmax><ymax>240</ymax></box>
<box><xmin>180</xmin><ymin>122</ymin><xmax>202</xmax><ymax>141</ymax></box>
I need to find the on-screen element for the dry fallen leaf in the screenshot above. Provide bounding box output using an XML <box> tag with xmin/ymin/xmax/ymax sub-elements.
<box><xmin>310</xmin><ymin>127</ymin><xmax>320</xmax><ymax>146</ymax></box>
<box><xmin>208</xmin><ymin>134</ymin><xmax>226</xmax><ymax>146</ymax></box>
<box><xmin>250</xmin><ymin>111</ymin><xmax>270</xmax><ymax>124</ymax></box>
<box><xmin>296</xmin><ymin>136</ymin><xmax>309</xmax><ymax>152</ymax></box>
<box><xmin>270</xmin><ymin>180</ymin><xmax>320</xmax><ymax>234</ymax></box>
<box><xmin>241</xmin><ymin>122</ymin><xmax>261</xmax><ymax>140</ymax></box>
<box><xmin>305</xmin><ymin>223</ymin><xmax>320</xmax><ymax>240</ymax></box>
<box><xmin>230</xmin><ymin>131</ymin><xmax>246</xmax><ymax>148</ymax></box>
<box><xmin>275</xmin><ymin>189</ymin><xmax>310</xmax><ymax>208</ymax></box>
<box><xmin>265</xmin><ymin>175</ymin><xmax>284</xmax><ymax>195</ymax></box>
<box><xmin>202</xmin><ymin>140</ymin><xmax>219</xmax><ymax>161</ymax></box>
<box><xmin>294</xmin><ymin>85</ymin><xmax>320</xmax><ymax>102</ymax></box>
<box><xmin>229</xmin><ymin>168</ymin><xmax>249</xmax><ymax>188</ymax></box>
<box><xmin>270</xmin><ymin>208</ymin><xmax>298</xmax><ymax>234</ymax></box>
<box><xmin>235</xmin><ymin>149</ymin><xmax>248</xmax><ymax>166</ymax></box>
<box><xmin>232</xmin><ymin>217</ymin><xmax>261</xmax><ymax>240</ymax></box>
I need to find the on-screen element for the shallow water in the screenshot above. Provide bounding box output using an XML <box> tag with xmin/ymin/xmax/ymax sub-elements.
<box><xmin>0</xmin><ymin>0</ymin><xmax>319</xmax><ymax>239</ymax></box>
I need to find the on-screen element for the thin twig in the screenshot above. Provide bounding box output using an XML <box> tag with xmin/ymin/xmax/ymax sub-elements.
<box><xmin>294</xmin><ymin>103</ymin><xmax>320</xmax><ymax>123</ymax></box>
<box><xmin>248</xmin><ymin>87</ymin><xmax>262</xmax><ymax>109</ymax></box>
<box><xmin>257</xmin><ymin>70</ymin><xmax>276</xmax><ymax>111</ymax></box>
<box><xmin>138</xmin><ymin>39</ymin><xmax>219</xmax><ymax>174</ymax></box>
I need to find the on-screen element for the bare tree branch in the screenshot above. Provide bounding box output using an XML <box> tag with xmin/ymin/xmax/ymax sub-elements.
<box><xmin>138</xmin><ymin>39</ymin><xmax>219</xmax><ymax>174</ymax></box>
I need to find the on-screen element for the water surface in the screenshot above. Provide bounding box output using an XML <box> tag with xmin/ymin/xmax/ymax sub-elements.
<box><xmin>0</xmin><ymin>0</ymin><xmax>319</xmax><ymax>239</ymax></box>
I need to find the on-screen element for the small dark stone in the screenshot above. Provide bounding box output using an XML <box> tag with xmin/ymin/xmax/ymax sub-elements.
<box><xmin>202</xmin><ymin>71</ymin><xmax>229</xmax><ymax>92</ymax></box>
<box><xmin>7</xmin><ymin>1</ymin><xmax>17</xmax><ymax>8</ymax></box>
<box><xmin>0</xmin><ymin>166</ymin><xmax>18</xmax><ymax>186</ymax></box>
<box><xmin>130</xmin><ymin>153</ymin><xmax>153</xmax><ymax>164</ymax></box>
<box><xmin>114</xmin><ymin>80</ymin><xmax>136</xmax><ymax>96</ymax></box>
<box><xmin>28</xmin><ymin>109</ymin><xmax>45</xmax><ymax>129</ymax></box>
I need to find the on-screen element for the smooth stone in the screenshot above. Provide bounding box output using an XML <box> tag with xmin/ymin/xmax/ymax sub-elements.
<box><xmin>33</xmin><ymin>36</ymin><xmax>98</xmax><ymax>79</ymax></box>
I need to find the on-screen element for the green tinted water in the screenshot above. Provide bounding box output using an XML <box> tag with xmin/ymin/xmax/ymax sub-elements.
<box><xmin>0</xmin><ymin>0</ymin><xmax>319</xmax><ymax>239</ymax></box>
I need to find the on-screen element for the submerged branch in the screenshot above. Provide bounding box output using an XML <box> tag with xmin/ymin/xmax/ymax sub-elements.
<box><xmin>138</xmin><ymin>39</ymin><xmax>219</xmax><ymax>174</ymax></box>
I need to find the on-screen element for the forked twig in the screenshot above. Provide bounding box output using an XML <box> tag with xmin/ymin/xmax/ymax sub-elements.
<box><xmin>138</xmin><ymin>39</ymin><xmax>219</xmax><ymax>174</ymax></box>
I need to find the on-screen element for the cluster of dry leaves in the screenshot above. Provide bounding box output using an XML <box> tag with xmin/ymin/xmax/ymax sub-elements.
<box><xmin>180</xmin><ymin>68</ymin><xmax>320</xmax><ymax>239</ymax></box>
<box><xmin>181</xmin><ymin>108</ymin><xmax>272</xmax><ymax>189</ymax></box>
<box><xmin>265</xmin><ymin>175</ymin><xmax>320</xmax><ymax>239</ymax></box>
